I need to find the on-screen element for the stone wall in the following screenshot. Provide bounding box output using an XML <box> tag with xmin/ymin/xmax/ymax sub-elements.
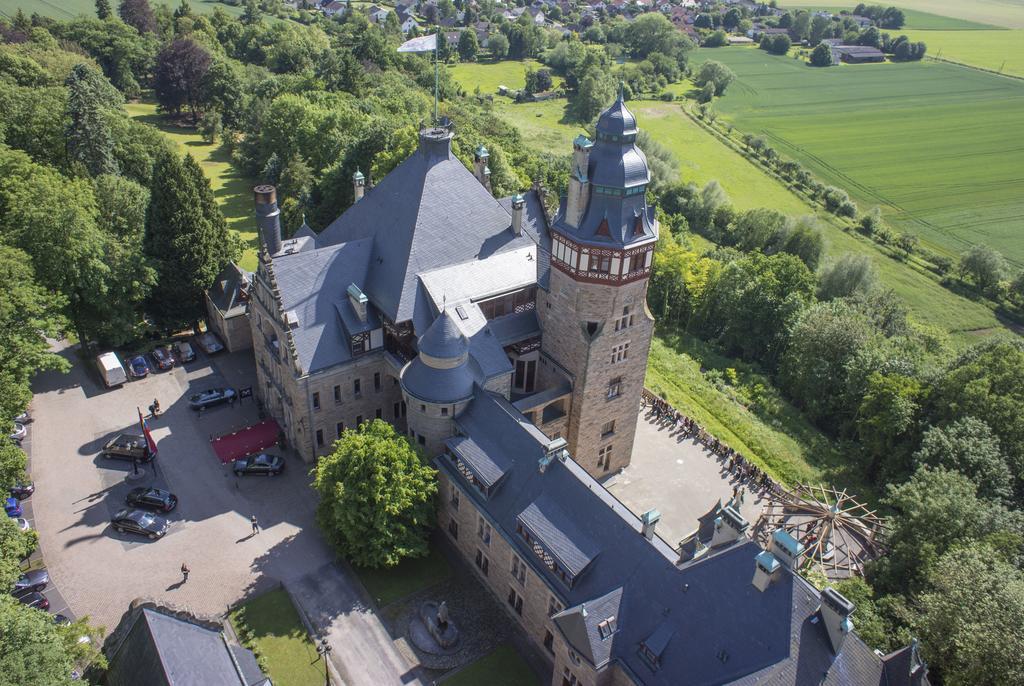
<box><xmin>205</xmin><ymin>295</ymin><xmax>253</xmax><ymax>353</ymax></box>
<box><xmin>404</xmin><ymin>396</ymin><xmax>469</xmax><ymax>458</ymax></box>
<box><xmin>437</xmin><ymin>471</ymin><xmax>573</xmax><ymax>682</ymax></box>
<box><xmin>537</xmin><ymin>268</ymin><xmax>654</xmax><ymax>480</ymax></box>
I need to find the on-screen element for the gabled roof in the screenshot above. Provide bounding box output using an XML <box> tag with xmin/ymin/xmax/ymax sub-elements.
<box><xmin>106</xmin><ymin>608</ymin><xmax>265</xmax><ymax>686</ymax></box>
<box><xmin>435</xmin><ymin>389</ymin><xmax>899</xmax><ymax>686</ymax></box>
<box><xmin>208</xmin><ymin>263</ymin><xmax>251</xmax><ymax>317</ymax></box>
<box><xmin>318</xmin><ymin>130</ymin><xmax>530</xmax><ymax>324</ymax></box>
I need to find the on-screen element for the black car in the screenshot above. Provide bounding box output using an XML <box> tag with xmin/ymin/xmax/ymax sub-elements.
<box><xmin>233</xmin><ymin>453</ymin><xmax>285</xmax><ymax>477</ymax></box>
<box><xmin>126</xmin><ymin>487</ymin><xmax>178</xmax><ymax>512</ymax></box>
<box><xmin>18</xmin><ymin>591</ymin><xmax>49</xmax><ymax>610</ymax></box>
<box><xmin>10</xmin><ymin>482</ymin><xmax>33</xmax><ymax>499</ymax></box>
<box><xmin>110</xmin><ymin>508</ymin><xmax>169</xmax><ymax>540</ymax></box>
<box><xmin>188</xmin><ymin>387</ymin><xmax>237</xmax><ymax>411</ymax></box>
<box><xmin>150</xmin><ymin>346</ymin><xmax>174</xmax><ymax>371</ymax></box>
<box><xmin>53</xmin><ymin>614</ymin><xmax>71</xmax><ymax>626</ymax></box>
<box><xmin>12</xmin><ymin>569</ymin><xmax>49</xmax><ymax>597</ymax></box>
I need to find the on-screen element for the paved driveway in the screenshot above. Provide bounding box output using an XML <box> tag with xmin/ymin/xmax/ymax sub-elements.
<box><xmin>29</xmin><ymin>342</ymin><xmax>421</xmax><ymax>685</ymax></box>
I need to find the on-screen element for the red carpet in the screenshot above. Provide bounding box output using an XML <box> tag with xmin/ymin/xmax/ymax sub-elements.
<box><xmin>211</xmin><ymin>419</ymin><xmax>281</xmax><ymax>463</ymax></box>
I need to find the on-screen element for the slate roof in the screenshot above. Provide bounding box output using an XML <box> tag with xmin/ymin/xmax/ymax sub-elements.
<box><xmin>553</xmin><ymin>586</ymin><xmax>623</xmax><ymax>667</ymax></box>
<box><xmin>318</xmin><ymin>129</ymin><xmax>533</xmax><ymax>324</ymax></box>
<box><xmin>435</xmin><ymin>390</ymin><xmax>903</xmax><ymax>686</ymax></box>
<box><xmin>401</xmin><ymin>310</ymin><xmax>478</xmax><ymax>404</ymax></box>
<box><xmin>447</xmin><ymin>434</ymin><xmax>510</xmax><ymax>488</ymax></box>
<box><xmin>208</xmin><ymin>263</ymin><xmax>251</xmax><ymax>318</ymax></box>
<box><xmin>552</xmin><ymin>98</ymin><xmax>658</xmax><ymax>249</ymax></box>
<box><xmin>418</xmin><ymin>310</ymin><xmax>468</xmax><ymax>360</ymax></box>
<box><xmin>271</xmin><ymin>238</ymin><xmax>373</xmax><ymax>374</ymax></box>
<box><xmin>106</xmin><ymin>608</ymin><xmax>266</xmax><ymax>686</ymax></box>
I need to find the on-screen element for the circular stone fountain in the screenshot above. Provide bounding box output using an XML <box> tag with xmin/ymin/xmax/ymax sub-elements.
<box><xmin>409</xmin><ymin>600</ymin><xmax>460</xmax><ymax>656</ymax></box>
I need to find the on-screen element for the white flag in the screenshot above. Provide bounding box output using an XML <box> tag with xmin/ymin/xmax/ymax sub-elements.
<box><xmin>397</xmin><ymin>33</ymin><xmax>437</xmax><ymax>53</ymax></box>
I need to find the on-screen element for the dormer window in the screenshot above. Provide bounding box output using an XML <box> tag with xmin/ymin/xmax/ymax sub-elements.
<box><xmin>597</xmin><ymin>616</ymin><xmax>617</xmax><ymax>639</ymax></box>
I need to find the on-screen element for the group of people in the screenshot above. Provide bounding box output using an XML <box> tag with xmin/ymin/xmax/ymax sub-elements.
<box><xmin>641</xmin><ymin>391</ymin><xmax>782</xmax><ymax>500</ymax></box>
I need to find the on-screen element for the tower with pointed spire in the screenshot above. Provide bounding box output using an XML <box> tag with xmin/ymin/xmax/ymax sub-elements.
<box><xmin>538</xmin><ymin>94</ymin><xmax>659</xmax><ymax>478</ymax></box>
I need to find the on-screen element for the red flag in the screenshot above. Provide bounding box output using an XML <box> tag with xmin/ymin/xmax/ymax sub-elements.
<box><xmin>138</xmin><ymin>407</ymin><xmax>158</xmax><ymax>457</ymax></box>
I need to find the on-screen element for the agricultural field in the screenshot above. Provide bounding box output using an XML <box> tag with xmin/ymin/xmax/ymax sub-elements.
<box><xmin>450</xmin><ymin>61</ymin><xmax>1004</xmax><ymax>341</ymax></box>
<box><xmin>779</xmin><ymin>0</ymin><xmax>1024</xmax><ymax>29</ymax></box>
<box><xmin>903</xmin><ymin>29</ymin><xmax>1024</xmax><ymax>76</ymax></box>
<box><xmin>693</xmin><ymin>46</ymin><xmax>1024</xmax><ymax>266</ymax></box>
<box><xmin>0</xmin><ymin>0</ymin><xmax>245</xmax><ymax>20</ymax></box>
<box><xmin>125</xmin><ymin>100</ymin><xmax>260</xmax><ymax>271</ymax></box>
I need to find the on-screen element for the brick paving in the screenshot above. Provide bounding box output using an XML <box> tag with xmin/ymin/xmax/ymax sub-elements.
<box><xmin>606</xmin><ymin>409</ymin><xmax>766</xmax><ymax>548</ymax></box>
<box><xmin>29</xmin><ymin>342</ymin><xmax>419</xmax><ymax>685</ymax></box>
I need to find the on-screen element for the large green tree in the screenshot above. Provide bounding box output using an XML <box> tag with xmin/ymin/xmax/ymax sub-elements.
<box><xmin>144</xmin><ymin>149</ymin><xmax>234</xmax><ymax>330</ymax></box>
<box><xmin>914</xmin><ymin>417</ymin><xmax>1014</xmax><ymax>506</ymax></box>
<box><xmin>65</xmin><ymin>63</ymin><xmax>121</xmax><ymax>177</ymax></box>
<box><xmin>312</xmin><ymin>419</ymin><xmax>437</xmax><ymax>568</ymax></box>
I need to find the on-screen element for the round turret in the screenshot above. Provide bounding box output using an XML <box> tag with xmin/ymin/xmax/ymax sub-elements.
<box><xmin>595</xmin><ymin>93</ymin><xmax>638</xmax><ymax>140</ymax></box>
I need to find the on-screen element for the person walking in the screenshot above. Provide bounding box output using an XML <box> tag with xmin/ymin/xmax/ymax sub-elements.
<box><xmin>251</xmin><ymin>514</ymin><xmax>260</xmax><ymax>534</ymax></box>
<box><xmin>180</xmin><ymin>563</ymin><xmax>189</xmax><ymax>582</ymax></box>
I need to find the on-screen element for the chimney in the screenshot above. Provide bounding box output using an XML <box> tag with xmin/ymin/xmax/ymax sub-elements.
<box><xmin>710</xmin><ymin>506</ymin><xmax>749</xmax><ymax>547</ymax></box>
<box><xmin>752</xmin><ymin>550</ymin><xmax>781</xmax><ymax>592</ymax></box>
<box><xmin>473</xmin><ymin>144</ymin><xmax>492</xmax><ymax>193</ymax></box>
<box><xmin>347</xmin><ymin>283</ymin><xmax>368</xmax><ymax>322</ymax></box>
<box><xmin>539</xmin><ymin>437</ymin><xmax>567</xmax><ymax>473</ymax></box>
<box><xmin>352</xmin><ymin>169</ymin><xmax>365</xmax><ymax>203</ymax></box>
<box><xmin>770</xmin><ymin>529</ymin><xmax>805</xmax><ymax>570</ymax></box>
<box><xmin>511</xmin><ymin>193</ymin><xmax>525</xmax><ymax>236</ymax></box>
<box><xmin>565</xmin><ymin>134</ymin><xmax>593</xmax><ymax>229</ymax></box>
<box><xmin>254</xmin><ymin>185</ymin><xmax>283</xmax><ymax>256</ymax></box>
<box><xmin>819</xmin><ymin>588</ymin><xmax>855</xmax><ymax>655</ymax></box>
<box><xmin>641</xmin><ymin>509</ymin><xmax>661</xmax><ymax>541</ymax></box>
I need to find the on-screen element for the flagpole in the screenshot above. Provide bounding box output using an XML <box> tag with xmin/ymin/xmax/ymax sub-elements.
<box><xmin>434</xmin><ymin>34</ymin><xmax>439</xmax><ymax>124</ymax></box>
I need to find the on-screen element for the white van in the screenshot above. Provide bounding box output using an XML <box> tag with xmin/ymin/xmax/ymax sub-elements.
<box><xmin>96</xmin><ymin>352</ymin><xmax>128</xmax><ymax>388</ymax></box>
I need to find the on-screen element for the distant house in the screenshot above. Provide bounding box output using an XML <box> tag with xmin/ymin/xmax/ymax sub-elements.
<box><xmin>728</xmin><ymin>35</ymin><xmax>755</xmax><ymax>44</ymax></box>
<box><xmin>850</xmin><ymin>14</ymin><xmax>873</xmax><ymax>27</ymax></box>
<box><xmin>104</xmin><ymin>603</ymin><xmax>270</xmax><ymax>686</ymax></box>
<box><xmin>748</xmin><ymin>26</ymin><xmax>789</xmax><ymax>39</ymax></box>
<box><xmin>396</xmin><ymin>7</ymin><xmax>418</xmax><ymax>33</ymax></box>
<box><xmin>444</xmin><ymin>31</ymin><xmax>460</xmax><ymax>48</ymax></box>
<box><xmin>832</xmin><ymin>44</ymin><xmax>885</xmax><ymax>63</ymax></box>
<box><xmin>323</xmin><ymin>0</ymin><xmax>347</xmax><ymax>17</ymax></box>
<box><xmin>526</xmin><ymin>6</ymin><xmax>546</xmax><ymax>24</ymax></box>
<box><xmin>474</xmin><ymin>20</ymin><xmax>491</xmax><ymax>46</ymax></box>
<box><xmin>439</xmin><ymin>16</ymin><xmax>458</xmax><ymax>27</ymax></box>
<box><xmin>366</xmin><ymin>4</ymin><xmax>390</xmax><ymax>23</ymax></box>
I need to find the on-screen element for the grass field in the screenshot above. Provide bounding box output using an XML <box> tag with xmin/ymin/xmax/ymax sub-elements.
<box><xmin>0</xmin><ymin>0</ymin><xmax>244</xmax><ymax>20</ymax></box>
<box><xmin>443</xmin><ymin>644</ymin><xmax>541</xmax><ymax>686</ymax></box>
<box><xmin>778</xmin><ymin>0</ymin><xmax>1024</xmax><ymax>29</ymax></box>
<box><xmin>125</xmin><ymin>100</ymin><xmax>260</xmax><ymax>271</ymax></box>
<box><xmin>451</xmin><ymin>61</ymin><xmax>1004</xmax><ymax>341</ymax></box>
<box><xmin>905</xmin><ymin>29</ymin><xmax>1024</xmax><ymax>76</ymax></box>
<box><xmin>354</xmin><ymin>545</ymin><xmax>451</xmax><ymax>606</ymax></box>
<box><xmin>229</xmin><ymin>589</ymin><xmax>325</xmax><ymax>686</ymax></box>
<box><xmin>693</xmin><ymin>47</ymin><xmax>1024</xmax><ymax>267</ymax></box>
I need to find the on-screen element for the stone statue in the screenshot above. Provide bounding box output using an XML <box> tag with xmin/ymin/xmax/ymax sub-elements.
<box><xmin>437</xmin><ymin>601</ymin><xmax>449</xmax><ymax>627</ymax></box>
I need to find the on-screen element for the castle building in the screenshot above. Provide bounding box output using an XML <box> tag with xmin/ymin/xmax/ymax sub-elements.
<box><xmin>242</xmin><ymin>97</ymin><xmax>927</xmax><ymax>685</ymax></box>
<box><xmin>248</xmin><ymin>96</ymin><xmax>656</xmax><ymax>480</ymax></box>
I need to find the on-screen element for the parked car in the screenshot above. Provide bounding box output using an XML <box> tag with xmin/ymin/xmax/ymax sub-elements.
<box><xmin>102</xmin><ymin>434</ymin><xmax>155</xmax><ymax>463</ymax></box>
<box><xmin>10</xmin><ymin>482</ymin><xmax>34</xmax><ymax>499</ymax></box>
<box><xmin>233</xmin><ymin>453</ymin><xmax>285</xmax><ymax>477</ymax></box>
<box><xmin>95</xmin><ymin>351</ymin><xmax>128</xmax><ymax>388</ymax></box>
<box><xmin>173</xmin><ymin>341</ymin><xmax>196</xmax><ymax>363</ymax></box>
<box><xmin>12</xmin><ymin>569</ymin><xmax>49</xmax><ymax>596</ymax></box>
<box><xmin>53</xmin><ymin>614</ymin><xmax>71</xmax><ymax>626</ymax></box>
<box><xmin>150</xmin><ymin>346</ymin><xmax>174</xmax><ymax>371</ymax></box>
<box><xmin>4</xmin><ymin>497</ymin><xmax>22</xmax><ymax>518</ymax></box>
<box><xmin>127</xmin><ymin>355</ymin><xmax>150</xmax><ymax>379</ymax></box>
<box><xmin>110</xmin><ymin>508</ymin><xmax>168</xmax><ymax>540</ymax></box>
<box><xmin>18</xmin><ymin>591</ymin><xmax>49</xmax><ymax>610</ymax></box>
<box><xmin>188</xmin><ymin>387</ymin><xmax>237</xmax><ymax>411</ymax></box>
<box><xmin>195</xmin><ymin>331</ymin><xmax>224</xmax><ymax>355</ymax></box>
<box><xmin>14</xmin><ymin>411</ymin><xmax>30</xmax><ymax>424</ymax></box>
<box><xmin>9</xmin><ymin>422</ymin><xmax>26</xmax><ymax>443</ymax></box>
<box><xmin>126</xmin><ymin>487</ymin><xmax>177</xmax><ymax>512</ymax></box>
<box><xmin>16</xmin><ymin>518</ymin><xmax>30</xmax><ymax>532</ymax></box>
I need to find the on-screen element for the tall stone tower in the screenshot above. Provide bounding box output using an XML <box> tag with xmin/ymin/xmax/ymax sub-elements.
<box><xmin>537</xmin><ymin>95</ymin><xmax>659</xmax><ymax>478</ymax></box>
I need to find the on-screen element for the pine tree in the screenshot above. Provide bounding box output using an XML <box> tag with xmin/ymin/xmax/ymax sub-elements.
<box><xmin>143</xmin><ymin>150</ymin><xmax>233</xmax><ymax>329</ymax></box>
<box><xmin>95</xmin><ymin>0</ymin><xmax>112</xmax><ymax>19</ymax></box>
<box><xmin>65</xmin><ymin>64</ymin><xmax>120</xmax><ymax>177</ymax></box>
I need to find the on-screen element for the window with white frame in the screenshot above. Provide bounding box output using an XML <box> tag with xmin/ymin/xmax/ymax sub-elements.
<box><xmin>610</xmin><ymin>342</ymin><xmax>629</xmax><ymax>364</ymax></box>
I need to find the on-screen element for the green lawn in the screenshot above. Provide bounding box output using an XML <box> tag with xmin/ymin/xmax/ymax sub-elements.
<box><xmin>647</xmin><ymin>331</ymin><xmax>875</xmax><ymax>495</ymax></box>
<box><xmin>693</xmin><ymin>47</ymin><xmax>1024</xmax><ymax>268</ymax></box>
<box><xmin>0</xmin><ymin>0</ymin><xmax>245</xmax><ymax>20</ymax></box>
<box><xmin>229</xmin><ymin>589</ymin><xmax>325</xmax><ymax>686</ymax></box>
<box><xmin>450</xmin><ymin>59</ymin><xmax>560</xmax><ymax>95</ymax></box>
<box><xmin>902</xmin><ymin>29</ymin><xmax>1024</xmax><ymax>76</ymax></box>
<box><xmin>125</xmin><ymin>100</ymin><xmax>259</xmax><ymax>271</ymax></box>
<box><xmin>778</xmin><ymin>0</ymin><xmax>1024</xmax><ymax>29</ymax></box>
<box><xmin>354</xmin><ymin>545</ymin><xmax>452</xmax><ymax>607</ymax></box>
<box><xmin>443</xmin><ymin>644</ymin><xmax>541</xmax><ymax>686</ymax></box>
